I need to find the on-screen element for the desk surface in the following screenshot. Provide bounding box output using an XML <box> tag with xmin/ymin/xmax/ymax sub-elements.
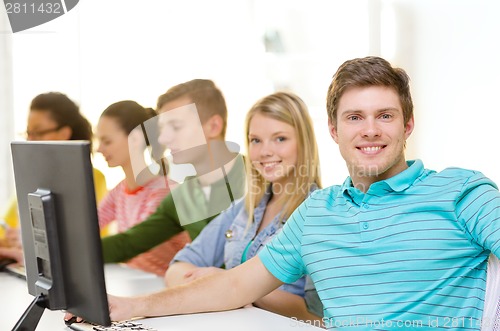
<box><xmin>0</xmin><ymin>264</ymin><xmax>322</xmax><ymax>331</ymax></box>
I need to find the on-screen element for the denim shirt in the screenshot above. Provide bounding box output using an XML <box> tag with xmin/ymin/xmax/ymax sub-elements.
<box><xmin>171</xmin><ymin>186</ymin><xmax>308</xmax><ymax>297</ymax></box>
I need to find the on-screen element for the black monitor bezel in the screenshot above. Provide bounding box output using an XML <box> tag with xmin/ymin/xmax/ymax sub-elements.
<box><xmin>11</xmin><ymin>141</ymin><xmax>111</xmax><ymax>327</ymax></box>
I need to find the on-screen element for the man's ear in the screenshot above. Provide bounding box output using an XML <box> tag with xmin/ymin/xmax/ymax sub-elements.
<box><xmin>203</xmin><ymin>114</ymin><xmax>224</xmax><ymax>139</ymax></box>
<box><xmin>404</xmin><ymin>114</ymin><xmax>415</xmax><ymax>140</ymax></box>
<box><xmin>328</xmin><ymin>118</ymin><xmax>339</xmax><ymax>144</ymax></box>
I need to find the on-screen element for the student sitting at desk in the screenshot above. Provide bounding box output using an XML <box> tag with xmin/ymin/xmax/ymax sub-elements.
<box><xmin>96</xmin><ymin>100</ymin><xmax>190</xmax><ymax>276</ymax></box>
<box><xmin>69</xmin><ymin>57</ymin><xmax>499</xmax><ymax>330</ymax></box>
<box><xmin>0</xmin><ymin>92</ymin><xmax>107</xmax><ymax>263</ymax></box>
<box><xmin>100</xmin><ymin>79</ymin><xmax>246</xmax><ymax>265</ymax></box>
<box><xmin>166</xmin><ymin>91</ymin><xmax>323</xmax><ymax>322</ymax></box>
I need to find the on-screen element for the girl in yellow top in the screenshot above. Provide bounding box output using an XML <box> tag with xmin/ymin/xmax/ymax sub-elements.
<box><xmin>0</xmin><ymin>92</ymin><xmax>107</xmax><ymax>251</ymax></box>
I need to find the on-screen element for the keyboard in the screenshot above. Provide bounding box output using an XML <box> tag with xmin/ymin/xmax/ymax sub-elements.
<box><xmin>4</xmin><ymin>264</ymin><xmax>26</xmax><ymax>280</ymax></box>
<box><xmin>68</xmin><ymin>320</ymin><xmax>157</xmax><ymax>331</ymax></box>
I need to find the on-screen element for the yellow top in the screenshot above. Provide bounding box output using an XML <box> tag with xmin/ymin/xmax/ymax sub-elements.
<box><xmin>0</xmin><ymin>167</ymin><xmax>108</xmax><ymax>238</ymax></box>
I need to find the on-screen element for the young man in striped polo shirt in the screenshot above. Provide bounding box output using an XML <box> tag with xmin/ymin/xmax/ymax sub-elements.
<box><xmin>72</xmin><ymin>57</ymin><xmax>499</xmax><ymax>330</ymax></box>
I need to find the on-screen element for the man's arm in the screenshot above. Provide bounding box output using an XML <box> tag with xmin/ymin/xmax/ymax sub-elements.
<box><xmin>165</xmin><ymin>204</ymin><xmax>238</xmax><ymax>285</ymax></box>
<box><xmin>166</xmin><ymin>263</ymin><xmax>322</xmax><ymax>323</ymax></box>
<box><xmin>108</xmin><ymin>256</ymin><xmax>283</xmax><ymax>321</ymax></box>
<box><xmin>254</xmin><ymin>290</ymin><xmax>323</xmax><ymax>325</ymax></box>
<box><xmin>101</xmin><ymin>194</ymin><xmax>185</xmax><ymax>263</ymax></box>
<box><xmin>164</xmin><ymin>261</ymin><xmax>198</xmax><ymax>286</ymax></box>
<box><xmin>457</xmin><ymin>173</ymin><xmax>500</xmax><ymax>257</ymax></box>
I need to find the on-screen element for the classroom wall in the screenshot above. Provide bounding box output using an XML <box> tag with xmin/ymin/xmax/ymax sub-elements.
<box><xmin>0</xmin><ymin>12</ymin><xmax>14</xmax><ymax>206</ymax></box>
<box><xmin>1</xmin><ymin>0</ymin><xmax>499</xmax><ymax>204</ymax></box>
<box><xmin>389</xmin><ymin>0</ymin><xmax>500</xmax><ymax>185</ymax></box>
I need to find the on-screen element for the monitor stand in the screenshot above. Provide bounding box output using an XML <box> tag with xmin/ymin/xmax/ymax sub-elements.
<box><xmin>12</xmin><ymin>294</ymin><xmax>47</xmax><ymax>331</ymax></box>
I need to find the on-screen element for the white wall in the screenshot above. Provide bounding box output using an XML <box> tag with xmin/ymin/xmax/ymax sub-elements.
<box><xmin>1</xmin><ymin>0</ymin><xmax>499</xmax><ymax>201</ymax></box>
<box><xmin>0</xmin><ymin>9</ymin><xmax>14</xmax><ymax>205</ymax></box>
<box><xmin>387</xmin><ymin>0</ymin><xmax>500</xmax><ymax>184</ymax></box>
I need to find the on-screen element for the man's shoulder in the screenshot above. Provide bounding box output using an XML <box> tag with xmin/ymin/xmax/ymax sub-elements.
<box><xmin>432</xmin><ymin>166</ymin><xmax>491</xmax><ymax>183</ymax></box>
<box><xmin>437</xmin><ymin>166</ymin><xmax>480</xmax><ymax>178</ymax></box>
<box><xmin>423</xmin><ymin>166</ymin><xmax>498</xmax><ymax>191</ymax></box>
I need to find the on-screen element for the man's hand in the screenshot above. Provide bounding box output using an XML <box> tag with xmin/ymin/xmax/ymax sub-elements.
<box><xmin>64</xmin><ymin>294</ymin><xmax>138</xmax><ymax>324</ymax></box>
<box><xmin>0</xmin><ymin>246</ymin><xmax>24</xmax><ymax>265</ymax></box>
<box><xmin>107</xmin><ymin>294</ymin><xmax>140</xmax><ymax>322</ymax></box>
<box><xmin>63</xmin><ymin>312</ymin><xmax>84</xmax><ymax>324</ymax></box>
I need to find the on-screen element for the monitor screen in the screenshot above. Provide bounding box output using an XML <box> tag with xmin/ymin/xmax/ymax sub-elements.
<box><xmin>10</xmin><ymin>141</ymin><xmax>111</xmax><ymax>329</ymax></box>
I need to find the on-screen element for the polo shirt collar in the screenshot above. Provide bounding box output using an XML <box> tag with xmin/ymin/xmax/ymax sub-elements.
<box><xmin>340</xmin><ymin>159</ymin><xmax>425</xmax><ymax>199</ymax></box>
<box><xmin>383</xmin><ymin>159</ymin><xmax>424</xmax><ymax>192</ymax></box>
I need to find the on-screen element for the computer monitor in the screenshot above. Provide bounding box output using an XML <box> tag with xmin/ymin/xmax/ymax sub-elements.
<box><xmin>10</xmin><ymin>141</ymin><xmax>111</xmax><ymax>330</ymax></box>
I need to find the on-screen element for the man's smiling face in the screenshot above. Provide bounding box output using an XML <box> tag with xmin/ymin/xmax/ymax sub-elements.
<box><xmin>329</xmin><ymin>85</ymin><xmax>414</xmax><ymax>191</ymax></box>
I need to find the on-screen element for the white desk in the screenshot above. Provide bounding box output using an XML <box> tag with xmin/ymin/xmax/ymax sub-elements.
<box><xmin>0</xmin><ymin>264</ymin><xmax>322</xmax><ymax>330</ymax></box>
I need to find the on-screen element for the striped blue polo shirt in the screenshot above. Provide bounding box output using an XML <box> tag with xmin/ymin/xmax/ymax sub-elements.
<box><xmin>259</xmin><ymin>160</ymin><xmax>500</xmax><ymax>330</ymax></box>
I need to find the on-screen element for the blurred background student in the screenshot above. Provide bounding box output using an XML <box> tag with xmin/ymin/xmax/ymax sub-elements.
<box><xmin>0</xmin><ymin>92</ymin><xmax>107</xmax><ymax>263</ymax></box>
<box><xmin>165</xmin><ymin>91</ymin><xmax>323</xmax><ymax>322</ymax></box>
<box><xmin>96</xmin><ymin>100</ymin><xmax>190</xmax><ymax>275</ymax></box>
<box><xmin>100</xmin><ymin>79</ymin><xmax>246</xmax><ymax>265</ymax></box>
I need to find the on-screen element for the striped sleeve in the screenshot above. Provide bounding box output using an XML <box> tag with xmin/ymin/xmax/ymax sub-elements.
<box><xmin>135</xmin><ymin>183</ymin><xmax>171</xmax><ymax>222</ymax></box>
<box><xmin>258</xmin><ymin>198</ymin><xmax>308</xmax><ymax>284</ymax></box>
<box><xmin>456</xmin><ymin>171</ymin><xmax>500</xmax><ymax>258</ymax></box>
<box><xmin>97</xmin><ymin>183</ymin><xmax>119</xmax><ymax>229</ymax></box>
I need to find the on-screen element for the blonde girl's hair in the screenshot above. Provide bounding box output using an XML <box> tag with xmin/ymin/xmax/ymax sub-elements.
<box><xmin>244</xmin><ymin>91</ymin><xmax>321</xmax><ymax>226</ymax></box>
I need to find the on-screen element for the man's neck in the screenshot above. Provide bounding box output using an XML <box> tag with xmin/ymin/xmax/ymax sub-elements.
<box><xmin>350</xmin><ymin>160</ymin><xmax>409</xmax><ymax>193</ymax></box>
<box><xmin>193</xmin><ymin>140</ymin><xmax>238</xmax><ymax>187</ymax></box>
<box><xmin>197</xmin><ymin>157</ymin><xmax>237</xmax><ymax>187</ymax></box>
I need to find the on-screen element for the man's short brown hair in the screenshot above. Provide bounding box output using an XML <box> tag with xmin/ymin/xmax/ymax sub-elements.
<box><xmin>326</xmin><ymin>56</ymin><xmax>413</xmax><ymax>127</ymax></box>
<box><xmin>157</xmin><ymin>79</ymin><xmax>228</xmax><ymax>137</ymax></box>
